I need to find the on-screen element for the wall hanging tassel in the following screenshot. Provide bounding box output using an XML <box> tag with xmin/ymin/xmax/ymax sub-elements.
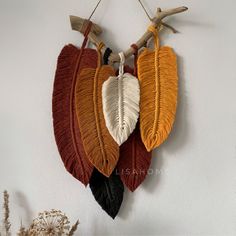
<box><xmin>75</xmin><ymin>43</ymin><xmax>119</xmax><ymax>177</ymax></box>
<box><xmin>102</xmin><ymin>52</ymin><xmax>140</xmax><ymax>145</ymax></box>
<box><xmin>52</xmin><ymin>22</ymin><xmax>97</xmax><ymax>186</ymax></box>
<box><xmin>137</xmin><ymin>25</ymin><xmax>178</xmax><ymax>152</ymax></box>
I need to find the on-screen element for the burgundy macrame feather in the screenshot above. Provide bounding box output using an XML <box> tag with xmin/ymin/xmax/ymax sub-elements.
<box><xmin>118</xmin><ymin>124</ymin><xmax>152</xmax><ymax>192</ymax></box>
<box><xmin>116</xmin><ymin>66</ymin><xmax>152</xmax><ymax>192</ymax></box>
<box><xmin>52</xmin><ymin>44</ymin><xmax>98</xmax><ymax>186</ymax></box>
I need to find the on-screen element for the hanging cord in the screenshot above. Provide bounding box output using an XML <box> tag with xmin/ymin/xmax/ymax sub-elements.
<box><xmin>138</xmin><ymin>0</ymin><xmax>178</xmax><ymax>33</ymax></box>
<box><xmin>131</xmin><ymin>44</ymin><xmax>138</xmax><ymax>76</ymax></box>
<box><xmin>104</xmin><ymin>48</ymin><xmax>137</xmax><ymax>77</ymax></box>
<box><xmin>148</xmin><ymin>25</ymin><xmax>160</xmax><ymax>51</ymax></box>
<box><xmin>103</xmin><ymin>48</ymin><xmax>113</xmax><ymax>65</ymax></box>
<box><xmin>81</xmin><ymin>21</ymin><xmax>93</xmax><ymax>49</ymax></box>
<box><xmin>80</xmin><ymin>0</ymin><xmax>103</xmax><ymax>49</ymax></box>
<box><xmin>138</xmin><ymin>0</ymin><xmax>152</xmax><ymax>20</ymax></box>
<box><xmin>83</xmin><ymin>0</ymin><xmax>105</xmax><ymax>66</ymax></box>
<box><xmin>88</xmin><ymin>0</ymin><xmax>102</xmax><ymax>20</ymax></box>
<box><xmin>118</xmin><ymin>52</ymin><xmax>125</xmax><ymax>76</ymax></box>
<box><xmin>96</xmin><ymin>41</ymin><xmax>105</xmax><ymax>67</ymax></box>
<box><xmin>69</xmin><ymin>20</ymin><xmax>95</xmax><ymax>153</ymax></box>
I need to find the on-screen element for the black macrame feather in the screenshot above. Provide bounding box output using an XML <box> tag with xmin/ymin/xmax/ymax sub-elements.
<box><xmin>89</xmin><ymin>169</ymin><xmax>124</xmax><ymax>219</ymax></box>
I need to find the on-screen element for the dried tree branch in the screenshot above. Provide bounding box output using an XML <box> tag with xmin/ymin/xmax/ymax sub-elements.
<box><xmin>70</xmin><ymin>6</ymin><xmax>188</xmax><ymax>64</ymax></box>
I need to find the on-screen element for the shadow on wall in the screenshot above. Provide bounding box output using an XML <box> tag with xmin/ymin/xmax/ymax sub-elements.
<box><xmin>117</xmin><ymin>188</ymin><xmax>135</xmax><ymax>220</ymax></box>
<box><xmin>15</xmin><ymin>191</ymin><xmax>34</xmax><ymax>226</ymax></box>
<box><xmin>162</xmin><ymin>55</ymin><xmax>189</xmax><ymax>153</ymax></box>
<box><xmin>143</xmin><ymin>55</ymin><xmax>189</xmax><ymax>193</ymax></box>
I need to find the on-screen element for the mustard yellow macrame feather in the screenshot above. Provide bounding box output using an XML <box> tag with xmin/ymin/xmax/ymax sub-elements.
<box><xmin>137</xmin><ymin>25</ymin><xmax>178</xmax><ymax>152</ymax></box>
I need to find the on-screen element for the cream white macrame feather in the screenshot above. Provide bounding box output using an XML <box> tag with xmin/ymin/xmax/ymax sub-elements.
<box><xmin>102</xmin><ymin>52</ymin><xmax>140</xmax><ymax>145</ymax></box>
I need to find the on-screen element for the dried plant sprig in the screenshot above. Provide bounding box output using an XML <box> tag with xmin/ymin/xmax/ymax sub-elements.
<box><xmin>3</xmin><ymin>191</ymin><xmax>11</xmax><ymax>235</ymax></box>
<box><xmin>24</xmin><ymin>223</ymin><xmax>37</xmax><ymax>236</ymax></box>
<box><xmin>17</xmin><ymin>221</ymin><xmax>34</xmax><ymax>236</ymax></box>
<box><xmin>1</xmin><ymin>191</ymin><xmax>79</xmax><ymax>236</ymax></box>
<box><xmin>17</xmin><ymin>225</ymin><xmax>27</xmax><ymax>236</ymax></box>
<box><xmin>68</xmin><ymin>220</ymin><xmax>79</xmax><ymax>236</ymax></box>
<box><xmin>30</xmin><ymin>209</ymin><xmax>71</xmax><ymax>235</ymax></box>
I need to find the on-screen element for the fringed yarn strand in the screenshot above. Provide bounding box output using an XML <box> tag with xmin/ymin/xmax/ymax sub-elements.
<box><xmin>89</xmin><ymin>169</ymin><xmax>124</xmax><ymax>219</ymax></box>
<box><xmin>75</xmin><ymin>44</ymin><xmax>119</xmax><ymax>177</ymax></box>
<box><xmin>117</xmin><ymin>66</ymin><xmax>152</xmax><ymax>192</ymax></box>
<box><xmin>52</xmin><ymin>45</ymin><xmax>97</xmax><ymax>185</ymax></box>
<box><xmin>102</xmin><ymin>52</ymin><xmax>140</xmax><ymax>145</ymax></box>
<box><xmin>137</xmin><ymin>25</ymin><xmax>178</xmax><ymax>151</ymax></box>
<box><xmin>118</xmin><ymin>123</ymin><xmax>152</xmax><ymax>192</ymax></box>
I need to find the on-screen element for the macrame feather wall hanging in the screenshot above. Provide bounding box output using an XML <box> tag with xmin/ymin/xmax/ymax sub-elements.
<box><xmin>52</xmin><ymin>0</ymin><xmax>188</xmax><ymax>219</ymax></box>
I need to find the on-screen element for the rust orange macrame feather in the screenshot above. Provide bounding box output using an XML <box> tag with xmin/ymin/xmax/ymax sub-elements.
<box><xmin>75</xmin><ymin>49</ymin><xmax>119</xmax><ymax>177</ymax></box>
<box><xmin>52</xmin><ymin>44</ymin><xmax>97</xmax><ymax>186</ymax></box>
<box><xmin>137</xmin><ymin>26</ymin><xmax>178</xmax><ymax>152</ymax></box>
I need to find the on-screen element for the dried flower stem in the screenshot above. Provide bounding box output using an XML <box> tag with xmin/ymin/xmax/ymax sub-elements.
<box><xmin>3</xmin><ymin>191</ymin><xmax>11</xmax><ymax>235</ymax></box>
<box><xmin>17</xmin><ymin>225</ymin><xmax>27</xmax><ymax>236</ymax></box>
<box><xmin>1</xmin><ymin>191</ymin><xmax>79</xmax><ymax>236</ymax></box>
<box><xmin>68</xmin><ymin>220</ymin><xmax>79</xmax><ymax>236</ymax></box>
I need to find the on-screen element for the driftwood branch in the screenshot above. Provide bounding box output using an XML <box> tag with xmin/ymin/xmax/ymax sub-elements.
<box><xmin>70</xmin><ymin>15</ymin><xmax>103</xmax><ymax>47</ymax></box>
<box><xmin>70</xmin><ymin>6</ymin><xmax>188</xmax><ymax>64</ymax></box>
<box><xmin>70</xmin><ymin>16</ymin><xmax>102</xmax><ymax>35</ymax></box>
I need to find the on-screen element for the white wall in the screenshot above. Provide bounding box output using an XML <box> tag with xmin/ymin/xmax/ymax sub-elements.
<box><xmin>0</xmin><ymin>0</ymin><xmax>236</xmax><ymax>235</ymax></box>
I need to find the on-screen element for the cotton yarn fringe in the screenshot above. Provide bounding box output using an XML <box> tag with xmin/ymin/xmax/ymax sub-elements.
<box><xmin>89</xmin><ymin>169</ymin><xmax>124</xmax><ymax>219</ymax></box>
<box><xmin>52</xmin><ymin>43</ymin><xmax>96</xmax><ymax>186</ymax></box>
<box><xmin>137</xmin><ymin>25</ymin><xmax>178</xmax><ymax>152</ymax></box>
<box><xmin>75</xmin><ymin>43</ymin><xmax>119</xmax><ymax>177</ymax></box>
<box><xmin>102</xmin><ymin>52</ymin><xmax>140</xmax><ymax>145</ymax></box>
